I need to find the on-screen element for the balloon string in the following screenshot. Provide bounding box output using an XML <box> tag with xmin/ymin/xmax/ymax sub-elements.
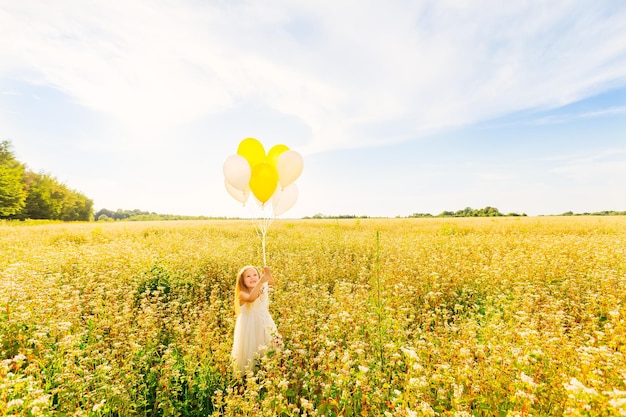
<box><xmin>261</xmin><ymin>224</ymin><xmax>267</xmax><ymax>266</ymax></box>
<box><xmin>253</xmin><ymin>204</ymin><xmax>274</xmax><ymax>266</ymax></box>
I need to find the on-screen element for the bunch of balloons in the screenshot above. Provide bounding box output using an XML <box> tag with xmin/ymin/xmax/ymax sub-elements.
<box><xmin>223</xmin><ymin>138</ymin><xmax>304</xmax><ymax>216</ymax></box>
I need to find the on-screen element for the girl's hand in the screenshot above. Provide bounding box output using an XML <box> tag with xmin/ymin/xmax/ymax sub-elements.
<box><xmin>263</xmin><ymin>266</ymin><xmax>276</xmax><ymax>286</ymax></box>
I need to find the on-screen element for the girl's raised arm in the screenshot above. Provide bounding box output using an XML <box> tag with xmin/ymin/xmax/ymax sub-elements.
<box><xmin>263</xmin><ymin>266</ymin><xmax>276</xmax><ymax>286</ymax></box>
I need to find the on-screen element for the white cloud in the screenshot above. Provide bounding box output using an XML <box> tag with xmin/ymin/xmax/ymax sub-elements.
<box><xmin>2</xmin><ymin>1</ymin><xmax>626</xmax><ymax>217</ymax></box>
<box><xmin>2</xmin><ymin>0</ymin><xmax>626</xmax><ymax>154</ymax></box>
<box><xmin>551</xmin><ymin>149</ymin><xmax>626</xmax><ymax>184</ymax></box>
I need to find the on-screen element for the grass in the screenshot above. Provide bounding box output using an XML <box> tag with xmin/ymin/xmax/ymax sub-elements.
<box><xmin>1</xmin><ymin>217</ymin><xmax>625</xmax><ymax>416</ymax></box>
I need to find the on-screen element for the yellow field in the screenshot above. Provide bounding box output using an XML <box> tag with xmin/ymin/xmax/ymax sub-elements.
<box><xmin>1</xmin><ymin>217</ymin><xmax>625</xmax><ymax>416</ymax></box>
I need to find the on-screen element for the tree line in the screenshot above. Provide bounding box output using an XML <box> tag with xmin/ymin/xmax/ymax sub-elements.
<box><xmin>408</xmin><ymin>206</ymin><xmax>526</xmax><ymax>218</ymax></box>
<box><xmin>303</xmin><ymin>207</ymin><xmax>525</xmax><ymax>219</ymax></box>
<box><xmin>94</xmin><ymin>208</ymin><xmax>218</xmax><ymax>221</ymax></box>
<box><xmin>0</xmin><ymin>140</ymin><xmax>93</xmax><ymax>221</ymax></box>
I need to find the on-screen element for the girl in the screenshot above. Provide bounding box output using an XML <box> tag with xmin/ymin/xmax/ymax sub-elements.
<box><xmin>231</xmin><ymin>265</ymin><xmax>282</xmax><ymax>375</ymax></box>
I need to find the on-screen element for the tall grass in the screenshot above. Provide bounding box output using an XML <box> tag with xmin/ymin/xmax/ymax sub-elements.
<box><xmin>1</xmin><ymin>217</ymin><xmax>625</xmax><ymax>416</ymax></box>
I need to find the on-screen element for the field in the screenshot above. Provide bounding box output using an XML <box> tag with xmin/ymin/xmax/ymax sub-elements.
<box><xmin>1</xmin><ymin>217</ymin><xmax>625</xmax><ymax>416</ymax></box>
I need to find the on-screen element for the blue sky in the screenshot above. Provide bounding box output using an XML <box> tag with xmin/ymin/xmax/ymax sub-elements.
<box><xmin>1</xmin><ymin>1</ymin><xmax>625</xmax><ymax>218</ymax></box>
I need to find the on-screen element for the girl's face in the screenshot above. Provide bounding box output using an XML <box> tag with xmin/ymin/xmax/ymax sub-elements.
<box><xmin>241</xmin><ymin>268</ymin><xmax>259</xmax><ymax>290</ymax></box>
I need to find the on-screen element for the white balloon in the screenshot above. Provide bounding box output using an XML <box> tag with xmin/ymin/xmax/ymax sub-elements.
<box><xmin>277</xmin><ymin>150</ymin><xmax>303</xmax><ymax>188</ymax></box>
<box><xmin>224</xmin><ymin>178</ymin><xmax>250</xmax><ymax>204</ymax></box>
<box><xmin>272</xmin><ymin>183</ymin><xmax>298</xmax><ymax>216</ymax></box>
<box><xmin>223</xmin><ymin>154</ymin><xmax>251</xmax><ymax>191</ymax></box>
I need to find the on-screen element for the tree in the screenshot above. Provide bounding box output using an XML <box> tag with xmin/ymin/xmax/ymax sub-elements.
<box><xmin>17</xmin><ymin>170</ymin><xmax>93</xmax><ymax>221</ymax></box>
<box><xmin>58</xmin><ymin>188</ymin><xmax>93</xmax><ymax>221</ymax></box>
<box><xmin>0</xmin><ymin>140</ymin><xmax>94</xmax><ymax>221</ymax></box>
<box><xmin>0</xmin><ymin>140</ymin><xmax>26</xmax><ymax>217</ymax></box>
<box><xmin>21</xmin><ymin>171</ymin><xmax>63</xmax><ymax>219</ymax></box>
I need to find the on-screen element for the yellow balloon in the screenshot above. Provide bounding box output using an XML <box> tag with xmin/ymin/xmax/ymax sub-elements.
<box><xmin>249</xmin><ymin>163</ymin><xmax>278</xmax><ymax>203</ymax></box>
<box><xmin>237</xmin><ymin>138</ymin><xmax>266</xmax><ymax>168</ymax></box>
<box><xmin>266</xmin><ymin>144</ymin><xmax>289</xmax><ymax>169</ymax></box>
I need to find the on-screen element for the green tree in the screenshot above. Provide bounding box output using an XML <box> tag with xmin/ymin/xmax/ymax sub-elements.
<box><xmin>18</xmin><ymin>170</ymin><xmax>93</xmax><ymax>221</ymax></box>
<box><xmin>480</xmin><ymin>206</ymin><xmax>502</xmax><ymax>217</ymax></box>
<box><xmin>21</xmin><ymin>171</ymin><xmax>63</xmax><ymax>219</ymax></box>
<box><xmin>0</xmin><ymin>140</ymin><xmax>26</xmax><ymax>217</ymax></box>
<box><xmin>58</xmin><ymin>188</ymin><xmax>93</xmax><ymax>221</ymax></box>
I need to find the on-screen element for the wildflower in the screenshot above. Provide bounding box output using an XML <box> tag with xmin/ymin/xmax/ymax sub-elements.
<box><xmin>514</xmin><ymin>390</ymin><xmax>537</xmax><ymax>402</ymax></box>
<box><xmin>6</xmin><ymin>399</ymin><xmax>24</xmax><ymax>409</ymax></box>
<box><xmin>564</xmin><ymin>377</ymin><xmax>598</xmax><ymax>396</ymax></box>
<box><xmin>358</xmin><ymin>365</ymin><xmax>369</xmax><ymax>373</ymax></box>
<box><xmin>459</xmin><ymin>347</ymin><xmax>471</xmax><ymax>357</ymax></box>
<box><xmin>608</xmin><ymin>397</ymin><xmax>626</xmax><ymax>409</ymax></box>
<box><xmin>56</xmin><ymin>321</ymin><xmax>73</xmax><ymax>330</ymax></box>
<box><xmin>418</xmin><ymin>401</ymin><xmax>437</xmax><ymax>416</ymax></box>
<box><xmin>13</xmin><ymin>353</ymin><xmax>27</xmax><ymax>362</ymax></box>
<box><xmin>520</xmin><ymin>372</ymin><xmax>538</xmax><ymax>388</ymax></box>
<box><xmin>453</xmin><ymin>383</ymin><xmax>464</xmax><ymax>398</ymax></box>
<box><xmin>278</xmin><ymin>379</ymin><xmax>289</xmax><ymax>390</ymax></box>
<box><xmin>300</xmin><ymin>398</ymin><xmax>314</xmax><ymax>411</ymax></box>
<box><xmin>92</xmin><ymin>400</ymin><xmax>106</xmax><ymax>412</ymax></box>
<box><xmin>605</xmin><ymin>388</ymin><xmax>626</xmax><ymax>411</ymax></box>
<box><xmin>401</xmin><ymin>347</ymin><xmax>418</xmax><ymax>360</ymax></box>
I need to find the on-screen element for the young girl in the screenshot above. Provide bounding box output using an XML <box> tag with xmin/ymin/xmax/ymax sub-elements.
<box><xmin>231</xmin><ymin>265</ymin><xmax>281</xmax><ymax>375</ymax></box>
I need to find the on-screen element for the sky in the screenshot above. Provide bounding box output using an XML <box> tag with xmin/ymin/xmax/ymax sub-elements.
<box><xmin>1</xmin><ymin>0</ymin><xmax>626</xmax><ymax>218</ymax></box>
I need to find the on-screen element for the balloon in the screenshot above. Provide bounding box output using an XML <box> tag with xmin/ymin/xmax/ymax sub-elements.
<box><xmin>249</xmin><ymin>163</ymin><xmax>278</xmax><ymax>203</ymax></box>
<box><xmin>272</xmin><ymin>183</ymin><xmax>298</xmax><ymax>216</ymax></box>
<box><xmin>266</xmin><ymin>144</ymin><xmax>289</xmax><ymax>169</ymax></box>
<box><xmin>237</xmin><ymin>138</ymin><xmax>266</xmax><ymax>168</ymax></box>
<box><xmin>277</xmin><ymin>150</ymin><xmax>304</xmax><ymax>188</ymax></box>
<box><xmin>223</xmin><ymin>154</ymin><xmax>251</xmax><ymax>191</ymax></box>
<box><xmin>224</xmin><ymin>179</ymin><xmax>250</xmax><ymax>204</ymax></box>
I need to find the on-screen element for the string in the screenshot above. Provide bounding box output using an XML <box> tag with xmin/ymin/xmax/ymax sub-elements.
<box><xmin>249</xmin><ymin>201</ymin><xmax>274</xmax><ymax>266</ymax></box>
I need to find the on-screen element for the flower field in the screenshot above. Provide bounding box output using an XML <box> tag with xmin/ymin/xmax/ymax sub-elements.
<box><xmin>1</xmin><ymin>216</ymin><xmax>625</xmax><ymax>416</ymax></box>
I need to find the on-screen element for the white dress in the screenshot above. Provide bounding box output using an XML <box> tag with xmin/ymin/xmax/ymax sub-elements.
<box><xmin>231</xmin><ymin>283</ymin><xmax>279</xmax><ymax>374</ymax></box>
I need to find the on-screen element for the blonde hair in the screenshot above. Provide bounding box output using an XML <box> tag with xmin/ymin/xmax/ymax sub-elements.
<box><xmin>233</xmin><ymin>265</ymin><xmax>260</xmax><ymax>316</ymax></box>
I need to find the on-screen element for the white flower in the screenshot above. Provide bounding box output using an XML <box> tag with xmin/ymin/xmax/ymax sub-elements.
<box><xmin>564</xmin><ymin>377</ymin><xmax>598</xmax><ymax>395</ymax></box>
<box><xmin>608</xmin><ymin>397</ymin><xmax>626</xmax><ymax>409</ymax></box>
<box><xmin>520</xmin><ymin>372</ymin><xmax>537</xmax><ymax>388</ymax></box>
<box><xmin>608</xmin><ymin>310</ymin><xmax>620</xmax><ymax>319</ymax></box>
<box><xmin>6</xmin><ymin>399</ymin><xmax>24</xmax><ymax>409</ymax></box>
<box><xmin>401</xmin><ymin>347</ymin><xmax>418</xmax><ymax>360</ymax></box>
<box><xmin>406</xmin><ymin>409</ymin><xmax>418</xmax><ymax>417</ymax></box>
<box><xmin>92</xmin><ymin>400</ymin><xmax>106</xmax><ymax>412</ymax></box>
<box><xmin>300</xmin><ymin>398</ymin><xmax>314</xmax><ymax>411</ymax></box>
<box><xmin>453</xmin><ymin>383</ymin><xmax>464</xmax><ymax>398</ymax></box>
<box><xmin>418</xmin><ymin>401</ymin><xmax>437</xmax><ymax>416</ymax></box>
<box><xmin>459</xmin><ymin>347</ymin><xmax>471</xmax><ymax>357</ymax></box>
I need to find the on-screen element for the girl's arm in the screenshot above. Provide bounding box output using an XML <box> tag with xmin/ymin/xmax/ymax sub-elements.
<box><xmin>263</xmin><ymin>266</ymin><xmax>276</xmax><ymax>286</ymax></box>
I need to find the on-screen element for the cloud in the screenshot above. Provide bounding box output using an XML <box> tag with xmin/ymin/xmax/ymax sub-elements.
<box><xmin>580</xmin><ymin>106</ymin><xmax>626</xmax><ymax>118</ymax></box>
<box><xmin>550</xmin><ymin>148</ymin><xmax>626</xmax><ymax>184</ymax></box>
<box><xmin>493</xmin><ymin>105</ymin><xmax>626</xmax><ymax>128</ymax></box>
<box><xmin>2</xmin><ymin>0</ymin><xmax>626</xmax><ymax>154</ymax></box>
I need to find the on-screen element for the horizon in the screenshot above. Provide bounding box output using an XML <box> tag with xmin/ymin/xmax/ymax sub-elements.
<box><xmin>2</xmin><ymin>1</ymin><xmax>626</xmax><ymax>218</ymax></box>
<box><xmin>90</xmin><ymin>205</ymin><xmax>625</xmax><ymax>220</ymax></box>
